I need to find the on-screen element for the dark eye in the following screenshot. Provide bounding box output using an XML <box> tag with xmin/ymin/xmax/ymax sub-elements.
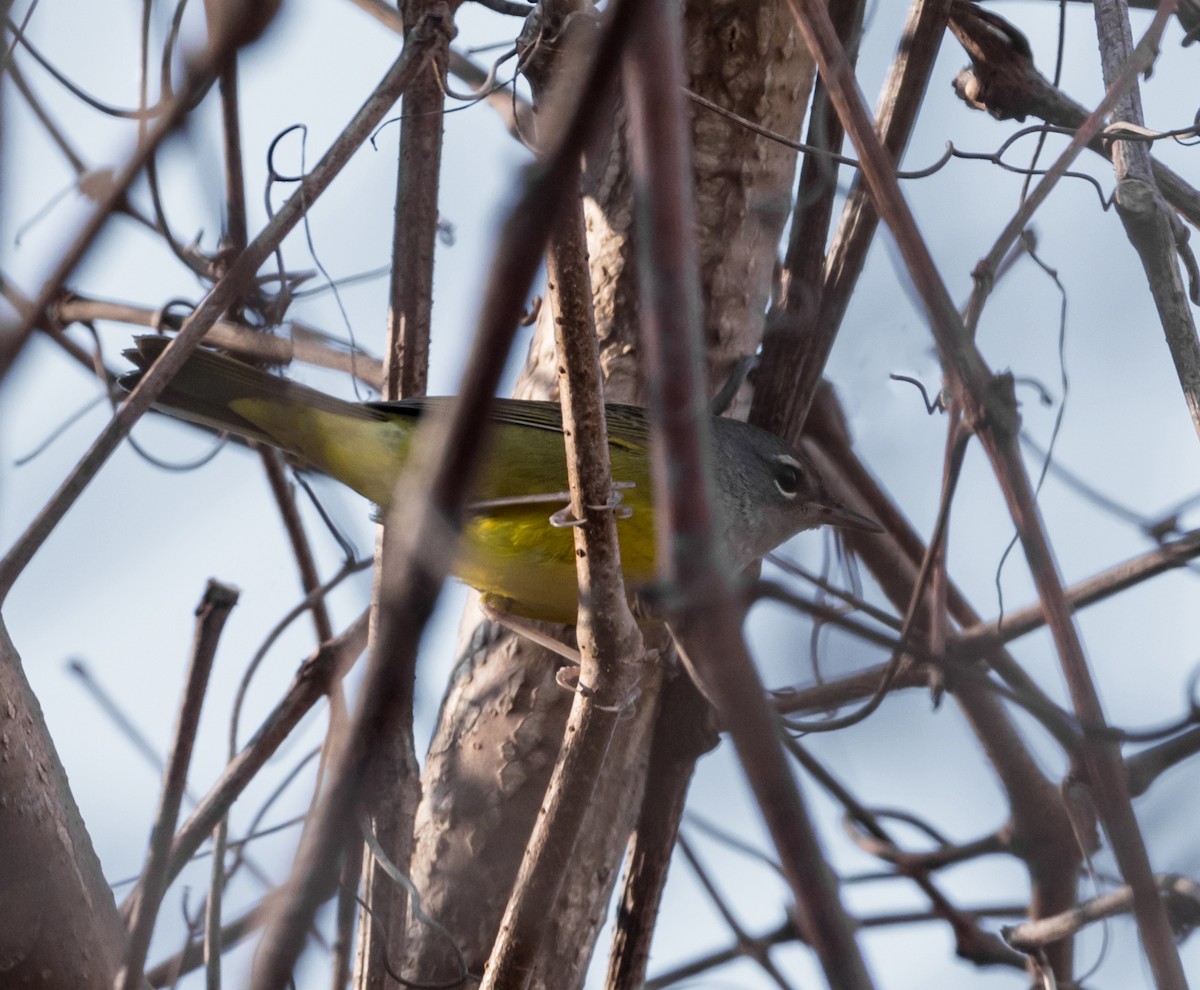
<box><xmin>774</xmin><ymin>458</ymin><xmax>803</xmax><ymax>497</ymax></box>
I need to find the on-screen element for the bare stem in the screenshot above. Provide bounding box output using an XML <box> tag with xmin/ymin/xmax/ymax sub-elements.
<box><xmin>116</xmin><ymin>580</ymin><xmax>238</xmax><ymax>990</ymax></box>
<box><xmin>482</xmin><ymin>13</ymin><xmax>645</xmax><ymax>979</ymax></box>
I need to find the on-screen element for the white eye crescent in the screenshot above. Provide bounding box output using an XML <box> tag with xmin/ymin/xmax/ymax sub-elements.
<box><xmin>773</xmin><ymin>455</ymin><xmax>803</xmax><ymax>498</ymax></box>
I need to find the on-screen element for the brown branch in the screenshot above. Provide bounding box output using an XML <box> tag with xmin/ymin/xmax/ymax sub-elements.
<box><xmin>1127</xmin><ymin>727</ymin><xmax>1200</xmax><ymax>796</ymax></box>
<box><xmin>260</xmin><ymin>451</ymin><xmax>335</xmax><ymax>643</ymax></box>
<box><xmin>772</xmin><ymin>658</ymin><xmax>932</xmax><ymax>716</ymax></box>
<box><xmin>947</xmin><ymin>0</ymin><xmax>1200</xmax><ymax>229</ymax></box>
<box><xmin>116</xmin><ymin>580</ymin><xmax>238</xmax><ymax>990</ymax></box>
<box><xmin>146</xmin><ymin>901</ymin><xmax>266</xmax><ymax>987</ymax></box>
<box><xmin>6</xmin><ymin>58</ymin><xmax>87</xmax><ymax>174</ymax></box>
<box><xmin>645</xmin><ymin>904</ymin><xmax>1034</xmax><ymax>988</ymax></box>
<box><xmin>5</xmin><ymin>56</ymin><xmax>162</xmax><ymax>237</ymax></box>
<box><xmin>644</xmin><ymin>919</ymin><xmax>798</xmax><ymax>990</ymax></box>
<box><xmin>382</xmin><ymin>5</ymin><xmax>449</xmax><ymax>401</ymax></box>
<box><xmin>249</xmin><ymin>0</ymin><xmax>635</xmax><ymax>979</ymax></box>
<box><xmin>801</xmin><ymin>412</ymin><xmax>1088</xmax><ymax>978</ymax></box>
<box><xmin>355</xmin><ymin>2</ymin><xmax>452</xmax><ymax>982</ymax></box>
<box><xmin>784</xmin><ymin>0</ymin><xmax>1187</xmax><ymax>984</ymax></box>
<box><xmin>205</xmin><ymin>814</ymin><xmax>229</xmax><ymax>989</ymax></box>
<box><xmin>0</xmin><ymin>615</ymin><xmax>131</xmax><ymax>988</ymax></box>
<box><xmin>676</xmin><ymin>838</ymin><xmax>799</xmax><ymax>989</ymax></box>
<box><xmin>624</xmin><ymin>0</ymin><xmax>873</xmax><ymax>984</ymax></box>
<box><xmin>1</xmin><ymin>275</ymin><xmax>98</xmax><ymax>373</ymax></box>
<box><xmin>752</xmin><ymin>0</ymin><xmax>869</xmax><ymax>439</ymax></box>
<box><xmin>0</xmin><ymin>6</ymin><xmax>274</xmax><ymax>382</ymax></box>
<box><xmin>605</xmin><ymin>672</ymin><xmax>717</xmax><ymax>990</ymax></box>
<box><xmin>788</xmin><ymin>739</ymin><xmax>1022</xmax><ymax>966</ymax></box>
<box><xmin>1089</xmin><ymin>0</ymin><xmax>1200</xmax><ymax>442</ymax></box>
<box><xmin>344</xmin><ymin>0</ymin><xmax>535</xmax><ymax>138</ymax></box>
<box><xmin>953</xmin><ymin>527</ymin><xmax>1200</xmax><ymax>658</ymax></box>
<box><xmin>121</xmin><ymin>610</ymin><xmax>371</xmax><ymax>916</ymax></box>
<box><xmin>332</xmin><ymin>843</ymin><xmax>364</xmax><ymax>990</ymax></box>
<box><xmin>53</xmin><ymin>294</ymin><xmax>386</xmax><ymax>385</ymax></box>
<box><xmin>768</xmin><ymin>0</ymin><xmax>956</xmax><ymax>446</ymax></box>
<box><xmin>801</xmin><ymin>392</ymin><xmax>1056</xmax><ymax>708</ymax></box>
<box><xmin>215</xmin><ymin>51</ymin><xmax>248</xmax><ymax>262</ymax></box>
<box><xmin>962</xmin><ymin>0</ymin><xmax>1176</xmax><ymax>332</ymax></box>
<box><xmin>0</xmin><ymin>16</ymin><xmax>442</xmax><ymax>606</ymax></box>
<box><xmin>482</xmin><ymin>12</ymin><xmax>645</xmax><ymax>981</ymax></box>
<box><xmin>1003</xmin><ymin>874</ymin><xmax>1200</xmax><ymax>952</ymax></box>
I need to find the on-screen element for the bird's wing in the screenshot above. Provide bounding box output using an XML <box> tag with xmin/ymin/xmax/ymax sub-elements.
<box><xmin>369</xmin><ymin>397</ymin><xmax>651</xmax><ymax>452</ymax></box>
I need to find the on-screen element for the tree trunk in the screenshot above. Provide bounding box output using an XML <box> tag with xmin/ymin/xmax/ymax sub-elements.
<box><xmin>0</xmin><ymin>618</ymin><xmax>128</xmax><ymax>989</ymax></box>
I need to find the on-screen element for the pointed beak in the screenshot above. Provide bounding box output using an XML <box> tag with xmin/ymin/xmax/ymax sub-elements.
<box><xmin>817</xmin><ymin>502</ymin><xmax>884</xmax><ymax>534</ymax></box>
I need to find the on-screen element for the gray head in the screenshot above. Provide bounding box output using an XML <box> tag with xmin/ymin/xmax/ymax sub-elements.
<box><xmin>709</xmin><ymin>418</ymin><xmax>881</xmax><ymax>568</ymax></box>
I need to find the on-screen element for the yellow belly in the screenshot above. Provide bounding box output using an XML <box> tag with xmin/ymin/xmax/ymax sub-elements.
<box><xmin>457</xmin><ymin>498</ymin><xmax>658</xmax><ymax>623</ymax></box>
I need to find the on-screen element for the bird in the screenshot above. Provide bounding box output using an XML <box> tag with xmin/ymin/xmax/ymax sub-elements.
<box><xmin>120</xmin><ymin>335</ymin><xmax>880</xmax><ymax>623</ymax></box>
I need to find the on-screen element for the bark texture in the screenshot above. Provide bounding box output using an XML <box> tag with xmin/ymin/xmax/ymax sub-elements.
<box><xmin>0</xmin><ymin>618</ymin><xmax>128</xmax><ymax>989</ymax></box>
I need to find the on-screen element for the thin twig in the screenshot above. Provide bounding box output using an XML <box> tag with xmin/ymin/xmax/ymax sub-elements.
<box><xmin>677</xmin><ymin>838</ymin><xmax>799</xmax><ymax>990</ymax></box>
<box><xmin>145</xmin><ymin>902</ymin><xmax>267</xmax><ymax>987</ymax></box>
<box><xmin>954</xmin><ymin>528</ymin><xmax>1200</xmax><ymax>658</ymax></box>
<box><xmin>116</xmin><ymin>580</ymin><xmax>238</xmax><ymax>990</ymax></box>
<box><xmin>259</xmin><ymin>451</ymin><xmax>335</xmax><ymax>643</ymax></box>
<box><xmin>0</xmin><ymin>6</ymin><xmax>271</xmax><ymax>382</ymax></box>
<box><xmin>0</xmin><ymin>15</ymin><xmax>444</xmax><ymax>605</ymax></box>
<box><xmin>120</xmin><ymin>610</ymin><xmax>371</xmax><ymax>917</ymax></box>
<box><xmin>482</xmin><ymin>6</ymin><xmax>645</xmax><ymax>979</ymax></box>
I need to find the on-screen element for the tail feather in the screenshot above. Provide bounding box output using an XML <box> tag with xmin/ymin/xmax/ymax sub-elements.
<box><xmin>120</xmin><ymin>335</ymin><xmax>384</xmax><ymax>442</ymax></box>
<box><xmin>120</xmin><ymin>337</ymin><xmax>402</xmax><ymax>494</ymax></box>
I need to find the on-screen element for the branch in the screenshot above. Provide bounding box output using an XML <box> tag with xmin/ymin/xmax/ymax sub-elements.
<box><xmin>754</xmin><ymin>0</ymin><xmax>953</xmax><ymax>441</ymax></box>
<box><xmin>604</xmin><ymin>673</ymin><xmax>717</xmax><ymax>989</ymax></box>
<box><xmin>355</xmin><ymin>1</ymin><xmax>452</xmax><ymax>981</ymax></box>
<box><xmin>116</xmin><ymin>580</ymin><xmax>238</xmax><ymax>990</ymax></box>
<box><xmin>948</xmin><ymin>0</ymin><xmax>1200</xmax><ymax>229</ymax></box>
<box><xmin>953</xmin><ymin>527</ymin><xmax>1200</xmax><ymax>658</ymax></box>
<box><xmin>146</xmin><ymin>901</ymin><xmax>266</xmax><ymax>987</ymax></box>
<box><xmin>624</xmin><ymin>0</ymin><xmax>874</xmax><ymax>984</ymax></box>
<box><xmin>962</xmin><ymin>0</ymin><xmax>1176</xmax><ymax>331</ymax></box>
<box><xmin>1003</xmin><ymin>874</ymin><xmax>1200</xmax><ymax>952</ymax></box>
<box><xmin>121</xmin><ymin>610</ymin><xmax>371</xmax><ymax>915</ymax></box>
<box><xmin>482</xmin><ymin>8</ymin><xmax>645</xmax><ymax>979</ymax></box>
<box><xmin>0</xmin><ymin>615</ymin><xmax>130</xmax><ymax>988</ymax></box>
<box><xmin>1089</xmin><ymin>0</ymin><xmax>1200</xmax><ymax>442</ymax></box>
<box><xmin>53</xmin><ymin>294</ymin><xmax>386</xmax><ymax>385</ymax></box>
<box><xmin>783</xmin><ymin>0</ymin><xmax>1187</xmax><ymax>983</ymax></box>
